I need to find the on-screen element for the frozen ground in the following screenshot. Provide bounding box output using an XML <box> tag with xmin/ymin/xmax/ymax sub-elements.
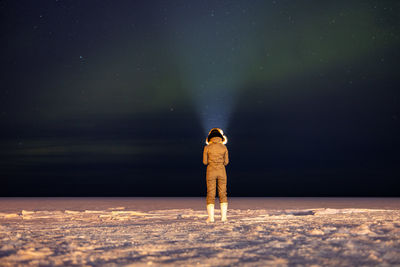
<box><xmin>0</xmin><ymin>198</ymin><xmax>399</xmax><ymax>266</ymax></box>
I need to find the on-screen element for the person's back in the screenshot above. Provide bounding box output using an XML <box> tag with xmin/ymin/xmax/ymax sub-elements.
<box><xmin>203</xmin><ymin>137</ymin><xmax>229</xmax><ymax>166</ymax></box>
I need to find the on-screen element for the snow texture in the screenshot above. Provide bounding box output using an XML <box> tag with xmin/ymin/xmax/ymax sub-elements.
<box><xmin>0</xmin><ymin>198</ymin><xmax>399</xmax><ymax>266</ymax></box>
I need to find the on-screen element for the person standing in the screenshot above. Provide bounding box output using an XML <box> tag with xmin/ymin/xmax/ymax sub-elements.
<box><xmin>203</xmin><ymin>128</ymin><xmax>229</xmax><ymax>222</ymax></box>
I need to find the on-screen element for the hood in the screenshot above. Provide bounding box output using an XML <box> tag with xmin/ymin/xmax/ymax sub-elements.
<box><xmin>205</xmin><ymin>128</ymin><xmax>228</xmax><ymax>145</ymax></box>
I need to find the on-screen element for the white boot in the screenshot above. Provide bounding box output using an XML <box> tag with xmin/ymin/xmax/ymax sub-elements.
<box><xmin>221</xmin><ymin>202</ymin><xmax>228</xmax><ymax>222</ymax></box>
<box><xmin>206</xmin><ymin>204</ymin><xmax>215</xmax><ymax>223</ymax></box>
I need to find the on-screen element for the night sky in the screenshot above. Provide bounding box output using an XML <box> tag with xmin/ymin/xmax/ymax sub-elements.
<box><xmin>1</xmin><ymin>1</ymin><xmax>399</xmax><ymax>196</ymax></box>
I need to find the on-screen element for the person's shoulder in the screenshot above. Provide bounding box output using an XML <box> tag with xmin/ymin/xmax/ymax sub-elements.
<box><xmin>219</xmin><ymin>143</ymin><xmax>227</xmax><ymax>149</ymax></box>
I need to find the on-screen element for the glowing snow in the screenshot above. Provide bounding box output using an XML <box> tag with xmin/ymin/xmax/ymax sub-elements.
<box><xmin>0</xmin><ymin>198</ymin><xmax>399</xmax><ymax>266</ymax></box>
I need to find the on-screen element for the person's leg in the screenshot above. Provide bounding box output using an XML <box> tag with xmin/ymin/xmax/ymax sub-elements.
<box><xmin>217</xmin><ymin>168</ymin><xmax>228</xmax><ymax>221</ymax></box>
<box><xmin>206</xmin><ymin>169</ymin><xmax>217</xmax><ymax>223</ymax></box>
<box><xmin>206</xmin><ymin>175</ymin><xmax>217</xmax><ymax>206</ymax></box>
<box><xmin>217</xmin><ymin>170</ymin><xmax>227</xmax><ymax>204</ymax></box>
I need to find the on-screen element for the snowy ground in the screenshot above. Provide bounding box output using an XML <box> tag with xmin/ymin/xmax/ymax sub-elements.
<box><xmin>0</xmin><ymin>198</ymin><xmax>399</xmax><ymax>266</ymax></box>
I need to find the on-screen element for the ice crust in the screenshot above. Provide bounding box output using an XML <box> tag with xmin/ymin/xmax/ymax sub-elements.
<box><xmin>0</xmin><ymin>204</ymin><xmax>400</xmax><ymax>266</ymax></box>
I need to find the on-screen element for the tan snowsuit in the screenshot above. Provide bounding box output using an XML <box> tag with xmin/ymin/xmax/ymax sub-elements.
<box><xmin>203</xmin><ymin>136</ymin><xmax>229</xmax><ymax>205</ymax></box>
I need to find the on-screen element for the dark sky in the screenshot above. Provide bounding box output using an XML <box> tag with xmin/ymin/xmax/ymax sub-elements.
<box><xmin>1</xmin><ymin>0</ymin><xmax>399</xmax><ymax>196</ymax></box>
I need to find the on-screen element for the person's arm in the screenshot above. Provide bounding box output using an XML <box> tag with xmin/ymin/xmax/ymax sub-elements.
<box><xmin>203</xmin><ymin>146</ymin><xmax>208</xmax><ymax>165</ymax></box>
<box><xmin>224</xmin><ymin>147</ymin><xmax>229</xmax><ymax>166</ymax></box>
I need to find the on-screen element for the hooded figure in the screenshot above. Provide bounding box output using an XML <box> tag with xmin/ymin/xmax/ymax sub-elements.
<box><xmin>203</xmin><ymin>128</ymin><xmax>229</xmax><ymax>222</ymax></box>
